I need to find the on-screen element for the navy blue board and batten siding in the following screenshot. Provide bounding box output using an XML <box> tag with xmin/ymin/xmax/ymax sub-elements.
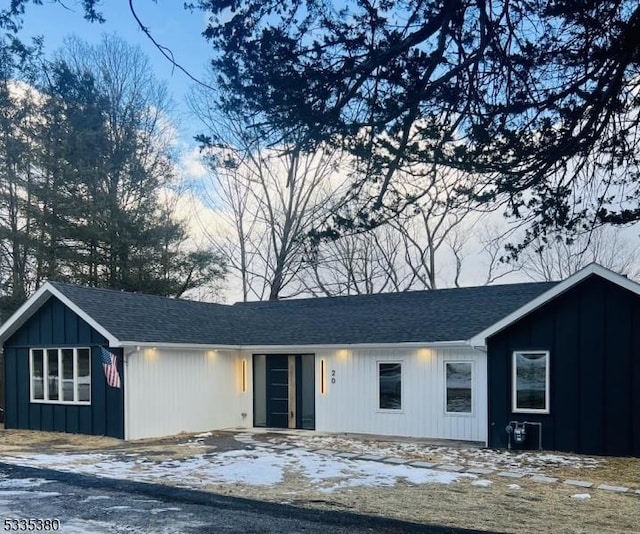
<box><xmin>3</xmin><ymin>296</ymin><xmax>124</xmax><ymax>439</ymax></box>
<box><xmin>487</xmin><ymin>274</ymin><xmax>640</xmax><ymax>457</ymax></box>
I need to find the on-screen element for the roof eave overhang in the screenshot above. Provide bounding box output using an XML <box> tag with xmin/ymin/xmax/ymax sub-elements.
<box><xmin>0</xmin><ymin>283</ymin><xmax>120</xmax><ymax>347</ymax></box>
<box><xmin>117</xmin><ymin>340</ymin><xmax>475</xmax><ymax>351</ymax></box>
<box><xmin>238</xmin><ymin>340</ymin><xmax>472</xmax><ymax>351</ymax></box>
<box><xmin>118</xmin><ymin>341</ymin><xmax>242</xmax><ymax>351</ymax></box>
<box><xmin>13</xmin><ymin>266</ymin><xmax>630</xmax><ymax>352</ymax></box>
<box><xmin>469</xmin><ymin>262</ymin><xmax>640</xmax><ymax>347</ymax></box>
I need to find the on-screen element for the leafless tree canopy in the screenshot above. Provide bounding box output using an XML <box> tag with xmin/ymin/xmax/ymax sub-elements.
<box><xmin>192</xmin><ymin>0</ymin><xmax>640</xmax><ymax>255</ymax></box>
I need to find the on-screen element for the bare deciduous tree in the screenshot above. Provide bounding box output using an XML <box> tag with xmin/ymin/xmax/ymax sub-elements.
<box><xmin>518</xmin><ymin>226</ymin><xmax>640</xmax><ymax>282</ymax></box>
<box><xmin>190</xmin><ymin>93</ymin><xmax>344</xmax><ymax>300</ymax></box>
<box><xmin>301</xmin><ymin>225</ymin><xmax>409</xmax><ymax>296</ymax></box>
<box><xmin>301</xmin><ymin>167</ymin><xmax>495</xmax><ymax>295</ymax></box>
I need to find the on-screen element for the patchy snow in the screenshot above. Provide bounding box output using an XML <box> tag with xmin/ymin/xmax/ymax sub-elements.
<box><xmin>267</xmin><ymin>434</ymin><xmax>603</xmax><ymax>473</ymax></box>
<box><xmin>572</xmin><ymin>493</ymin><xmax>591</xmax><ymax>500</ymax></box>
<box><xmin>294</xmin><ymin>452</ymin><xmax>468</xmax><ymax>493</ymax></box>
<box><xmin>0</xmin><ymin>477</ymin><xmax>52</xmax><ymax>489</ymax></box>
<box><xmin>518</xmin><ymin>453</ymin><xmax>601</xmax><ymax>469</ymax></box>
<box><xmin>194</xmin><ymin>450</ymin><xmax>286</xmax><ymax>485</ymax></box>
<box><xmin>150</xmin><ymin>507</ymin><xmax>183</xmax><ymax>514</ymax></box>
<box><xmin>177</xmin><ymin>440</ymin><xmax>208</xmax><ymax>448</ymax></box>
<box><xmin>471</xmin><ymin>480</ymin><xmax>493</xmax><ymax>488</ymax></box>
<box><xmin>194</xmin><ymin>432</ymin><xmax>213</xmax><ymax>438</ymax></box>
<box><xmin>1</xmin><ymin>447</ymin><xmax>473</xmax><ymax>493</ymax></box>
<box><xmin>507</xmin><ymin>484</ymin><xmax>521</xmax><ymax>490</ymax></box>
<box><xmin>0</xmin><ymin>477</ymin><xmax>59</xmax><ymax>498</ymax></box>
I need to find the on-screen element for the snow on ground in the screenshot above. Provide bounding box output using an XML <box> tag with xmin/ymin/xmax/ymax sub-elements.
<box><xmin>0</xmin><ymin>477</ymin><xmax>52</xmax><ymax>489</ymax></box>
<box><xmin>270</xmin><ymin>434</ymin><xmax>603</xmax><ymax>473</ymax></box>
<box><xmin>0</xmin><ymin>448</ymin><xmax>474</xmax><ymax>493</ymax></box>
<box><xmin>471</xmin><ymin>479</ymin><xmax>492</xmax><ymax>488</ymax></box>
<box><xmin>0</xmin><ymin>476</ymin><xmax>61</xmax><ymax>500</ymax></box>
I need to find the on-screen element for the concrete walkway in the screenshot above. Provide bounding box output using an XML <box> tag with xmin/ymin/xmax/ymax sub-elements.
<box><xmin>233</xmin><ymin>431</ymin><xmax>640</xmax><ymax>496</ymax></box>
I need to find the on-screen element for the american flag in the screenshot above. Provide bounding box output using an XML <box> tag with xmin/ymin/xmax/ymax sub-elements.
<box><xmin>101</xmin><ymin>347</ymin><xmax>121</xmax><ymax>389</ymax></box>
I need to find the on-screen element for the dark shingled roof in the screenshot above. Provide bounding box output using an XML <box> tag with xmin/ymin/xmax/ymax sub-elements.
<box><xmin>49</xmin><ymin>280</ymin><xmax>557</xmax><ymax>346</ymax></box>
<box><xmin>49</xmin><ymin>282</ymin><xmax>250</xmax><ymax>345</ymax></box>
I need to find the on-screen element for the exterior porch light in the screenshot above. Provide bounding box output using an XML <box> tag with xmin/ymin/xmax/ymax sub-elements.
<box><xmin>242</xmin><ymin>359</ymin><xmax>247</xmax><ymax>393</ymax></box>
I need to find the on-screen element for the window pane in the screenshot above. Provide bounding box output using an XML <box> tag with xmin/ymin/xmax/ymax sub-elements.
<box><xmin>446</xmin><ymin>362</ymin><xmax>472</xmax><ymax>413</ymax></box>
<box><xmin>77</xmin><ymin>349</ymin><xmax>91</xmax><ymax>402</ymax></box>
<box><xmin>61</xmin><ymin>349</ymin><xmax>75</xmax><ymax>401</ymax></box>
<box><xmin>31</xmin><ymin>350</ymin><xmax>44</xmax><ymax>400</ymax></box>
<box><xmin>516</xmin><ymin>353</ymin><xmax>547</xmax><ymax>410</ymax></box>
<box><xmin>379</xmin><ymin>363</ymin><xmax>401</xmax><ymax>410</ymax></box>
<box><xmin>47</xmin><ymin>349</ymin><xmax>59</xmax><ymax>400</ymax></box>
<box><xmin>299</xmin><ymin>354</ymin><xmax>315</xmax><ymax>430</ymax></box>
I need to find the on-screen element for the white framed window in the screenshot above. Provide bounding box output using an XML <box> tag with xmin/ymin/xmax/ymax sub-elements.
<box><xmin>512</xmin><ymin>350</ymin><xmax>549</xmax><ymax>413</ymax></box>
<box><xmin>378</xmin><ymin>362</ymin><xmax>402</xmax><ymax>411</ymax></box>
<box><xmin>30</xmin><ymin>348</ymin><xmax>91</xmax><ymax>405</ymax></box>
<box><xmin>445</xmin><ymin>361</ymin><xmax>472</xmax><ymax>415</ymax></box>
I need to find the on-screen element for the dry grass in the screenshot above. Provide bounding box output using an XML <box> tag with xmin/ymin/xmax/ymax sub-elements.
<box><xmin>0</xmin><ymin>428</ymin><xmax>228</xmax><ymax>460</ymax></box>
<box><xmin>197</xmin><ymin>467</ymin><xmax>640</xmax><ymax>534</ymax></box>
<box><xmin>258</xmin><ymin>432</ymin><xmax>640</xmax><ymax>488</ymax></box>
<box><xmin>0</xmin><ymin>428</ymin><xmax>122</xmax><ymax>452</ymax></box>
<box><xmin>338</xmin><ymin>480</ymin><xmax>639</xmax><ymax>534</ymax></box>
<box><xmin>1</xmin><ymin>428</ymin><xmax>639</xmax><ymax>533</ymax></box>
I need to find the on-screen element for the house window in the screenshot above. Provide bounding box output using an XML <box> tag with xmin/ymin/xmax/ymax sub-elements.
<box><xmin>30</xmin><ymin>348</ymin><xmax>91</xmax><ymax>404</ymax></box>
<box><xmin>513</xmin><ymin>351</ymin><xmax>549</xmax><ymax>413</ymax></box>
<box><xmin>445</xmin><ymin>362</ymin><xmax>472</xmax><ymax>414</ymax></box>
<box><xmin>379</xmin><ymin>362</ymin><xmax>402</xmax><ymax>410</ymax></box>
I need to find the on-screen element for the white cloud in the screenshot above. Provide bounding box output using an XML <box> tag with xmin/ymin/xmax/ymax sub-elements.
<box><xmin>178</xmin><ymin>146</ymin><xmax>209</xmax><ymax>180</ymax></box>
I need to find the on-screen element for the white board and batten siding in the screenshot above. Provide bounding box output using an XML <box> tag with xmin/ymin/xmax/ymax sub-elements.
<box><xmin>124</xmin><ymin>348</ymin><xmax>252</xmax><ymax>440</ymax></box>
<box><xmin>315</xmin><ymin>346</ymin><xmax>487</xmax><ymax>443</ymax></box>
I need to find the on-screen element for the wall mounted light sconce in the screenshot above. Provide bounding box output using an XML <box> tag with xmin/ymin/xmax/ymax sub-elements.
<box><xmin>242</xmin><ymin>359</ymin><xmax>247</xmax><ymax>393</ymax></box>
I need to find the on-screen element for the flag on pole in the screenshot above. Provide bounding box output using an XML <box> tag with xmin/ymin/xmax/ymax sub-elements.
<box><xmin>101</xmin><ymin>347</ymin><xmax>121</xmax><ymax>389</ymax></box>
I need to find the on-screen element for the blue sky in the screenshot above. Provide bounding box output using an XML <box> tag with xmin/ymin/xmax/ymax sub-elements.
<box><xmin>19</xmin><ymin>1</ymin><xmax>213</xmax><ymax>146</ymax></box>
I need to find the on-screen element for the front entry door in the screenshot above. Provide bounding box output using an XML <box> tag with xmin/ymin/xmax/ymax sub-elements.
<box><xmin>255</xmin><ymin>354</ymin><xmax>315</xmax><ymax>430</ymax></box>
<box><xmin>266</xmin><ymin>355</ymin><xmax>289</xmax><ymax>428</ymax></box>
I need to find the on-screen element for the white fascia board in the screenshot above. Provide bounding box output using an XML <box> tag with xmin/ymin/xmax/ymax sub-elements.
<box><xmin>118</xmin><ymin>341</ymin><xmax>241</xmax><ymax>351</ymax></box>
<box><xmin>0</xmin><ymin>283</ymin><xmax>120</xmax><ymax>347</ymax></box>
<box><xmin>470</xmin><ymin>262</ymin><xmax>640</xmax><ymax>347</ymax></box>
<box><xmin>118</xmin><ymin>340</ymin><xmax>470</xmax><ymax>352</ymax></box>
<box><xmin>45</xmin><ymin>285</ymin><xmax>121</xmax><ymax>346</ymax></box>
<box><xmin>239</xmin><ymin>340</ymin><xmax>470</xmax><ymax>352</ymax></box>
<box><xmin>0</xmin><ymin>284</ymin><xmax>52</xmax><ymax>345</ymax></box>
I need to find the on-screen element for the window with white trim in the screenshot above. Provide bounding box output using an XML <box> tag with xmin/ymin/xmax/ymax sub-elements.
<box><xmin>30</xmin><ymin>348</ymin><xmax>91</xmax><ymax>404</ymax></box>
<box><xmin>512</xmin><ymin>351</ymin><xmax>549</xmax><ymax>413</ymax></box>
<box><xmin>378</xmin><ymin>362</ymin><xmax>402</xmax><ymax>410</ymax></box>
<box><xmin>445</xmin><ymin>362</ymin><xmax>472</xmax><ymax>414</ymax></box>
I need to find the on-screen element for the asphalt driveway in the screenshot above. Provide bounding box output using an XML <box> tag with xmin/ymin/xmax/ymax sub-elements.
<box><xmin>0</xmin><ymin>462</ymin><xmax>486</xmax><ymax>533</ymax></box>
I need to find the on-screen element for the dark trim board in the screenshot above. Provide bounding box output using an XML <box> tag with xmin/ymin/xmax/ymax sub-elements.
<box><xmin>487</xmin><ymin>275</ymin><xmax>640</xmax><ymax>457</ymax></box>
<box><xmin>3</xmin><ymin>296</ymin><xmax>124</xmax><ymax>439</ymax></box>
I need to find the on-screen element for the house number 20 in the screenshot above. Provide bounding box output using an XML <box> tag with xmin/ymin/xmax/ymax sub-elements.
<box><xmin>331</xmin><ymin>370</ymin><xmax>336</xmax><ymax>384</ymax></box>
